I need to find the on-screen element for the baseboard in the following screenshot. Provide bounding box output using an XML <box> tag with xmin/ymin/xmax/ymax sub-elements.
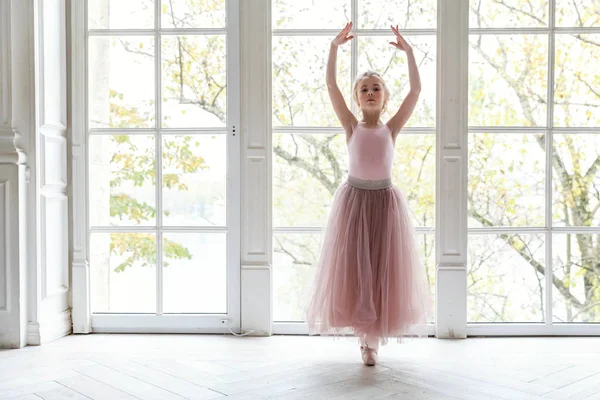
<box><xmin>27</xmin><ymin>309</ymin><xmax>72</xmax><ymax>346</ymax></box>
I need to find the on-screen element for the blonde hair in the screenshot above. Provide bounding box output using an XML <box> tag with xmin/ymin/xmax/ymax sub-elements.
<box><xmin>352</xmin><ymin>71</ymin><xmax>391</xmax><ymax>111</ymax></box>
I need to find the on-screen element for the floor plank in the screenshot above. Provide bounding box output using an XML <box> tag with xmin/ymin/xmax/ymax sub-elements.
<box><xmin>1</xmin><ymin>335</ymin><xmax>600</xmax><ymax>400</ymax></box>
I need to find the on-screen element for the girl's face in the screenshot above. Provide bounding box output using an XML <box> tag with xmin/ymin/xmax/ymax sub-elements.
<box><xmin>356</xmin><ymin>76</ymin><xmax>387</xmax><ymax>113</ymax></box>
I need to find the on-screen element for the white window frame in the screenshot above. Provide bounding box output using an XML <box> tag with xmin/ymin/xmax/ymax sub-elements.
<box><xmin>70</xmin><ymin>0</ymin><xmax>241</xmax><ymax>334</ymax></box>
<box><xmin>270</xmin><ymin>1</ymin><xmax>436</xmax><ymax>337</ymax></box>
<box><xmin>69</xmin><ymin>0</ymin><xmax>600</xmax><ymax>337</ymax></box>
<box><xmin>269</xmin><ymin>0</ymin><xmax>600</xmax><ymax>337</ymax></box>
<box><xmin>466</xmin><ymin>2</ymin><xmax>600</xmax><ymax>336</ymax></box>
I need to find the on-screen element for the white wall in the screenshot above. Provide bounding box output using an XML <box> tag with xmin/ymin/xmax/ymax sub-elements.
<box><xmin>28</xmin><ymin>0</ymin><xmax>71</xmax><ymax>346</ymax></box>
<box><xmin>0</xmin><ymin>0</ymin><xmax>33</xmax><ymax>349</ymax></box>
<box><xmin>0</xmin><ymin>0</ymin><xmax>70</xmax><ymax>349</ymax></box>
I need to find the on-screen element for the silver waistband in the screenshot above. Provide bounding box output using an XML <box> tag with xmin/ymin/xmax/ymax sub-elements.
<box><xmin>347</xmin><ymin>176</ymin><xmax>392</xmax><ymax>190</ymax></box>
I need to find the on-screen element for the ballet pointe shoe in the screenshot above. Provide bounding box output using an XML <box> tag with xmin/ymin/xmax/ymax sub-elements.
<box><xmin>359</xmin><ymin>335</ymin><xmax>379</xmax><ymax>366</ymax></box>
<box><xmin>360</xmin><ymin>345</ymin><xmax>378</xmax><ymax>366</ymax></box>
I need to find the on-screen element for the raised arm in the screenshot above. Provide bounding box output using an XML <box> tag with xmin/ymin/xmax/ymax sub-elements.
<box><xmin>328</xmin><ymin>22</ymin><xmax>357</xmax><ymax>138</ymax></box>
<box><xmin>386</xmin><ymin>25</ymin><xmax>421</xmax><ymax>140</ymax></box>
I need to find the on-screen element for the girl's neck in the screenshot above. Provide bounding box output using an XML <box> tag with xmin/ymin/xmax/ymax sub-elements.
<box><xmin>360</xmin><ymin>118</ymin><xmax>382</xmax><ymax>128</ymax></box>
<box><xmin>361</xmin><ymin>111</ymin><xmax>382</xmax><ymax>128</ymax></box>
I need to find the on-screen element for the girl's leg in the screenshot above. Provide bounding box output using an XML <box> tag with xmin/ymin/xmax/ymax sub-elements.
<box><xmin>359</xmin><ymin>333</ymin><xmax>380</xmax><ymax>350</ymax></box>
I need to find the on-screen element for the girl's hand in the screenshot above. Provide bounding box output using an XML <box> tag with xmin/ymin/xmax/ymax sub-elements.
<box><xmin>389</xmin><ymin>25</ymin><xmax>413</xmax><ymax>53</ymax></box>
<box><xmin>332</xmin><ymin>22</ymin><xmax>354</xmax><ymax>47</ymax></box>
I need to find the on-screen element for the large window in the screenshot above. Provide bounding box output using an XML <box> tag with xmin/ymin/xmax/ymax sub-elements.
<box><xmin>75</xmin><ymin>0</ymin><xmax>598</xmax><ymax>335</ymax></box>
<box><xmin>86</xmin><ymin>0</ymin><xmax>238</xmax><ymax>323</ymax></box>
<box><xmin>271</xmin><ymin>0</ymin><xmax>437</xmax><ymax>325</ymax></box>
<box><xmin>467</xmin><ymin>1</ymin><xmax>600</xmax><ymax>323</ymax></box>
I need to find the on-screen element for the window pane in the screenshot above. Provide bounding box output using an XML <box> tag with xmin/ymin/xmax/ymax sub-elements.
<box><xmin>273</xmin><ymin>233</ymin><xmax>321</xmax><ymax>322</ymax></box>
<box><xmin>552</xmin><ymin>134</ymin><xmax>600</xmax><ymax>227</ymax></box>
<box><xmin>91</xmin><ymin>233</ymin><xmax>156</xmax><ymax>313</ymax></box>
<box><xmin>469</xmin><ymin>0</ymin><xmax>548</xmax><ymax>28</ymax></box>
<box><xmin>161</xmin><ymin>0</ymin><xmax>226</xmax><ymax>29</ymax></box>
<box><xmin>163</xmin><ymin>233</ymin><xmax>227</xmax><ymax>313</ymax></box>
<box><xmin>553</xmin><ymin>234</ymin><xmax>600</xmax><ymax>323</ymax></box>
<box><xmin>469</xmin><ymin>133</ymin><xmax>546</xmax><ymax>227</ymax></box>
<box><xmin>469</xmin><ymin>35</ymin><xmax>548</xmax><ymax>127</ymax></box>
<box><xmin>554</xmin><ymin>35</ymin><xmax>600</xmax><ymax>128</ymax></box>
<box><xmin>162</xmin><ymin>135</ymin><xmax>226</xmax><ymax>226</ymax></box>
<box><xmin>89</xmin><ymin>135</ymin><xmax>156</xmax><ymax>227</ymax></box>
<box><xmin>274</xmin><ymin>233</ymin><xmax>435</xmax><ymax>322</ymax></box>
<box><xmin>556</xmin><ymin>0</ymin><xmax>600</xmax><ymax>28</ymax></box>
<box><xmin>273</xmin><ymin>133</ymin><xmax>348</xmax><ymax>227</ymax></box>
<box><xmin>89</xmin><ymin>37</ymin><xmax>155</xmax><ymax>129</ymax></box>
<box><xmin>394</xmin><ymin>134</ymin><xmax>435</xmax><ymax>227</ymax></box>
<box><xmin>161</xmin><ymin>35</ymin><xmax>226</xmax><ymax>128</ymax></box>
<box><xmin>358</xmin><ymin>36</ymin><xmax>436</xmax><ymax>127</ymax></box>
<box><xmin>273</xmin><ymin>37</ymin><xmax>351</xmax><ymax>127</ymax></box>
<box><xmin>88</xmin><ymin>0</ymin><xmax>154</xmax><ymax>30</ymax></box>
<box><xmin>359</xmin><ymin>0</ymin><xmax>436</xmax><ymax>30</ymax></box>
<box><xmin>419</xmin><ymin>234</ymin><xmax>436</xmax><ymax>323</ymax></box>
<box><xmin>272</xmin><ymin>0</ymin><xmax>351</xmax><ymax>29</ymax></box>
<box><xmin>468</xmin><ymin>234</ymin><xmax>545</xmax><ymax>323</ymax></box>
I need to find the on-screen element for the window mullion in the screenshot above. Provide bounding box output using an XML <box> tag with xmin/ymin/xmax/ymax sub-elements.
<box><xmin>154</xmin><ymin>0</ymin><xmax>164</xmax><ymax>316</ymax></box>
<box><xmin>545</xmin><ymin>0</ymin><xmax>557</xmax><ymax>327</ymax></box>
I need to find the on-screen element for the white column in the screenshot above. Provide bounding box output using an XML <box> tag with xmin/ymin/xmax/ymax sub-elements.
<box><xmin>435</xmin><ymin>0</ymin><xmax>469</xmax><ymax>339</ymax></box>
<box><xmin>0</xmin><ymin>0</ymin><xmax>32</xmax><ymax>349</ymax></box>
<box><xmin>69</xmin><ymin>0</ymin><xmax>90</xmax><ymax>334</ymax></box>
<box><xmin>27</xmin><ymin>0</ymin><xmax>71</xmax><ymax>345</ymax></box>
<box><xmin>240</xmin><ymin>0</ymin><xmax>273</xmax><ymax>336</ymax></box>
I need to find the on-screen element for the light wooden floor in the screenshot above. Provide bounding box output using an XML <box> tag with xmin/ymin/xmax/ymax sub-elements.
<box><xmin>1</xmin><ymin>334</ymin><xmax>600</xmax><ymax>399</ymax></box>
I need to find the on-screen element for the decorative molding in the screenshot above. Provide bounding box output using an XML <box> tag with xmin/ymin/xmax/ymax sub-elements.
<box><xmin>440</xmin><ymin>156</ymin><xmax>463</xmax><ymax>259</ymax></box>
<box><xmin>39</xmin><ymin>123</ymin><xmax>67</xmax><ymax>138</ymax></box>
<box><xmin>27</xmin><ymin>0</ymin><xmax>70</xmax><ymax>346</ymax></box>
<box><xmin>439</xmin><ymin>0</ymin><xmax>468</xmax><ymax>151</ymax></box>
<box><xmin>37</xmin><ymin>0</ymin><xmax>67</xmax><ymax>129</ymax></box>
<box><xmin>436</xmin><ymin>265</ymin><xmax>466</xmax><ymax>271</ymax></box>
<box><xmin>435</xmin><ymin>0</ymin><xmax>469</xmax><ymax>339</ymax></box>
<box><xmin>0</xmin><ymin>180</ymin><xmax>7</xmax><ymax>312</ymax></box>
<box><xmin>0</xmin><ymin>0</ymin><xmax>11</xmax><ymax>128</ymax></box>
<box><xmin>241</xmin><ymin>267</ymin><xmax>272</xmax><ymax>336</ymax></box>
<box><xmin>69</xmin><ymin>0</ymin><xmax>89</xmax><ymax>334</ymax></box>
<box><xmin>240</xmin><ymin>0</ymin><xmax>272</xmax><ymax>336</ymax></box>
<box><xmin>241</xmin><ymin>264</ymin><xmax>272</xmax><ymax>270</ymax></box>
<box><xmin>71</xmin><ymin>146</ymin><xmax>85</xmax><ymax>254</ymax></box>
<box><xmin>40</xmin><ymin>134</ymin><xmax>67</xmax><ymax>187</ymax></box>
<box><xmin>240</xmin><ymin>1</ymin><xmax>271</xmax><ymax>150</ymax></box>
<box><xmin>71</xmin><ymin>260</ymin><xmax>90</xmax><ymax>333</ymax></box>
<box><xmin>0</xmin><ymin>128</ymin><xmax>27</xmax><ymax>165</ymax></box>
<box><xmin>0</xmin><ymin>0</ymin><xmax>32</xmax><ymax>349</ymax></box>
<box><xmin>0</xmin><ymin>167</ymin><xmax>26</xmax><ymax>349</ymax></box>
<box><xmin>27</xmin><ymin>309</ymin><xmax>72</xmax><ymax>346</ymax></box>
<box><xmin>244</xmin><ymin>156</ymin><xmax>268</xmax><ymax>259</ymax></box>
<box><xmin>436</xmin><ymin>0</ymin><xmax>469</xmax><ymax>266</ymax></box>
<box><xmin>40</xmin><ymin>195</ymin><xmax>68</xmax><ymax>298</ymax></box>
<box><xmin>435</xmin><ymin>268</ymin><xmax>467</xmax><ymax>339</ymax></box>
<box><xmin>69</xmin><ymin>0</ymin><xmax>85</xmax><ymax>147</ymax></box>
<box><xmin>0</xmin><ymin>2</ymin><xmax>28</xmax><ymax>169</ymax></box>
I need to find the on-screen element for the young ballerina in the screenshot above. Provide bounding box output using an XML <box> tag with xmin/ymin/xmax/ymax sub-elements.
<box><xmin>305</xmin><ymin>22</ymin><xmax>432</xmax><ymax>366</ymax></box>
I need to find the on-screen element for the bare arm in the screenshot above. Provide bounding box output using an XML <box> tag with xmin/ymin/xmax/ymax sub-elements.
<box><xmin>328</xmin><ymin>23</ymin><xmax>357</xmax><ymax>139</ymax></box>
<box><xmin>386</xmin><ymin>25</ymin><xmax>421</xmax><ymax>140</ymax></box>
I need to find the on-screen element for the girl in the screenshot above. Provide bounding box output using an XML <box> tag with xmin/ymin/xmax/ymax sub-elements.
<box><xmin>305</xmin><ymin>22</ymin><xmax>432</xmax><ymax>366</ymax></box>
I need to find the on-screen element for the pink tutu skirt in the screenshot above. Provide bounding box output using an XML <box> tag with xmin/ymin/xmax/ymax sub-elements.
<box><xmin>305</xmin><ymin>176</ymin><xmax>432</xmax><ymax>345</ymax></box>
